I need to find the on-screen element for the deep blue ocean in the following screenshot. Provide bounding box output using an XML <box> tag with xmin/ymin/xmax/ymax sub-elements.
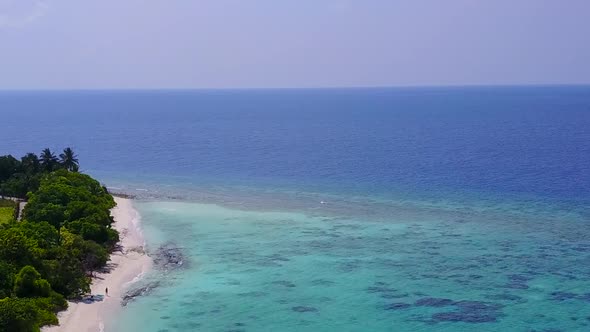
<box><xmin>1</xmin><ymin>86</ymin><xmax>590</xmax><ymax>331</ymax></box>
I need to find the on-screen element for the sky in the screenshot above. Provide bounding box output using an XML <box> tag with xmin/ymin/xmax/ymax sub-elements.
<box><xmin>0</xmin><ymin>0</ymin><xmax>589</xmax><ymax>89</ymax></box>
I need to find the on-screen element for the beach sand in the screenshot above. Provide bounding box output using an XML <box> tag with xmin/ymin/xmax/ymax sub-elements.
<box><xmin>43</xmin><ymin>197</ymin><xmax>152</xmax><ymax>332</ymax></box>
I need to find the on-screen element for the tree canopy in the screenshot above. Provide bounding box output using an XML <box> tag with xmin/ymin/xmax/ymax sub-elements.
<box><xmin>0</xmin><ymin>148</ymin><xmax>80</xmax><ymax>198</ymax></box>
<box><xmin>59</xmin><ymin>148</ymin><xmax>79</xmax><ymax>173</ymax></box>
<box><xmin>0</xmin><ymin>150</ymin><xmax>117</xmax><ymax>331</ymax></box>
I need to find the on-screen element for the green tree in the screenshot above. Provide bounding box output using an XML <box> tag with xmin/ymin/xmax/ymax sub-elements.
<box><xmin>42</xmin><ymin>244</ymin><xmax>90</xmax><ymax>298</ymax></box>
<box><xmin>0</xmin><ymin>261</ymin><xmax>16</xmax><ymax>298</ymax></box>
<box><xmin>24</xmin><ymin>203</ymin><xmax>66</xmax><ymax>229</ymax></box>
<box><xmin>80</xmin><ymin>240</ymin><xmax>109</xmax><ymax>271</ymax></box>
<box><xmin>0</xmin><ymin>155</ymin><xmax>20</xmax><ymax>183</ymax></box>
<box><xmin>20</xmin><ymin>153</ymin><xmax>40</xmax><ymax>175</ymax></box>
<box><xmin>59</xmin><ymin>148</ymin><xmax>79</xmax><ymax>172</ymax></box>
<box><xmin>13</xmin><ymin>222</ymin><xmax>60</xmax><ymax>249</ymax></box>
<box><xmin>0</xmin><ymin>298</ymin><xmax>40</xmax><ymax>332</ymax></box>
<box><xmin>0</xmin><ymin>173</ymin><xmax>37</xmax><ymax>198</ymax></box>
<box><xmin>13</xmin><ymin>266</ymin><xmax>51</xmax><ymax>298</ymax></box>
<box><xmin>39</xmin><ymin>149</ymin><xmax>58</xmax><ymax>172</ymax></box>
<box><xmin>0</xmin><ymin>228</ymin><xmax>39</xmax><ymax>267</ymax></box>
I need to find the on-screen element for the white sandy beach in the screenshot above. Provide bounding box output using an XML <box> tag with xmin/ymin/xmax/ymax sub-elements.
<box><xmin>43</xmin><ymin>197</ymin><xmax>152</xmax><ymax>332</ymax></box>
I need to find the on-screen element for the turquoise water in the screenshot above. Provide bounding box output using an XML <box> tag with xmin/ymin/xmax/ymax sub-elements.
<box><xmin>0</xmin><ymin>87</ymin><xmax>588</xmax><ymax>330</ymax></box>
<box><xmin>107</xmin><ymin>199</ymin><xmax>590</xmax><ymax>332</ymax></box>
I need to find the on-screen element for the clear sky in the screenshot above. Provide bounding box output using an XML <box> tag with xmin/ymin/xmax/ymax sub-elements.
<box><xmin>1</xmin><ymin>0</ymin><xmax>589</xmax><ymax>89</ymax></box>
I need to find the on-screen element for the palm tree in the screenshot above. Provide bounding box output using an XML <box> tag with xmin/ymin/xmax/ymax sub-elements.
<box><xmin>59</xmin><ymin>147</ymin><xmax>79</xmax><ymax>172</ymax></box>
<box><xmin>40</xmin><ymin>148</ymin><xmax>58</xmax><ymax>172</ymax></box>
<box><xmin>20</xmin><ymin>153</ymin><xmax>40</xmax><ymax>174</ymax></box>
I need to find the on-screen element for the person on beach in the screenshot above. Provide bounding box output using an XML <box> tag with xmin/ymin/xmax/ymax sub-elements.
<box><xmin>105</xmin><ymin>287</ymin><xmax>109</xmax><ymax>296</ymax></box>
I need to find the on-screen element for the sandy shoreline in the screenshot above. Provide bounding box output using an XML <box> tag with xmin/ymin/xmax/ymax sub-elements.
<box><xmin>43</xmin><ymin>197</ymin><xmax>152</xmax><ymax>332</ymax></box>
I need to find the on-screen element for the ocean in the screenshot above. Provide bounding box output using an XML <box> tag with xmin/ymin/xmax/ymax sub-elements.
<box><xmin>1</xmin><ymin>86</ymin><xmax>589</xmax><ymax>331</ymax></box>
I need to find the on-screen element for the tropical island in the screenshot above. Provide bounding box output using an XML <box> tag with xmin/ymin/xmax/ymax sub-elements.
<box><xmin>0</xmin><ymin>148</ymin><xmax>121</xmax><ymax>331</ymax></box>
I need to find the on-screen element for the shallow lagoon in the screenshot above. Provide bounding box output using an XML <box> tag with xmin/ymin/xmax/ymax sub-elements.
<box><xmin>110</xmin><ymin>198</ymin><xmax>590</xmax><ymax>332</ymax></box>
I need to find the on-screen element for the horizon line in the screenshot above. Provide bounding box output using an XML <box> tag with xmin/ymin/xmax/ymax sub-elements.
<box><xmin>1</xmin><ymin>83</ymin><xmax>589</xmax><ymax>92</ymax></box>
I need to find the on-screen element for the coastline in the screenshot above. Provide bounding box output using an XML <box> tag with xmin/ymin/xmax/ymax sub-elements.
<box><xmin>43</xmin><ymin>197</ymin><xmax>152</xmax><ymax>332</ymax></box>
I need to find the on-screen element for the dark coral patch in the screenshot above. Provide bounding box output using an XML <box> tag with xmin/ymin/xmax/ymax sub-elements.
<box><xmin>508</xmin><ymin>274</ymin><xmax>533</xmax><ymax>282</ymax></box>
<box><xmin>505</xmin><ymin>282</ymin><xmax>529</xmax><ymax>289</ymax></box>
<box><xmin>310</xmin><ymin>279</ymin><xmax>335</xmax><ymax>286</ymax></box>
<box><xmin>432</xmin><ymin>311</ymin><xmax>498</xmax><ymax>323</ymax></box>
<box><xmin>429</xmin><ymin>300</ymin><xmax>503</xmax><ymax>324</ymax></box>
<box><xmin>339</xmin><ymin>261</ymin><xmax>361</xmax><ymax>272</ymax></box>
<box><xmin>237</xmin><ymin>291</ymin><xmax>267</xmax><ymax>298</ymax></box>
<box><xmin>381</xmin><ymin>293</ymin><xmax>409</xmax><ymax>299</ymax></box>
<box><xmin>485</xmin><ymin>293</ymin><xmax>524</xmax><ymax>302</ymax></box>
<box><xmin>292</xmin><ymin>306</ymin><xmax>319</xmax><ymax>313</ymax></box>
<box><xmin>366</xmin><ymin>286</ymin><xmax>396</xmax><ymax>294</ymax></box>
<box><xmin>415</xmin><ymin>298</ymin><xmax>456</xmax><ymax>307</ymax></box>
<box><xmin>455</xmin><ymin>301</ymin><xmax>503</xmax><ymax>311</ymax></box>
<box><xmin>504</xmin><ymin>274</ymin><xmax>533</xmax><ymax>289</ymax></box>
<box><xmin>383</xmin><ymin>302</ymin><xmax>411</xmax><ymax>310</ymax></box>
<box><xmin>272</xmin><ymin>280</ymin><xmax>296</xmax><ymax>288</ymax></box>
<box><xmin>267</xmin><ymin>253</ymin><xmax>290</xmax><ymax>262</ymax></box>
<box><xmin>549</xmin><ymin>291</ymin><xmax>578</xmax><ymax>301</ymax></box>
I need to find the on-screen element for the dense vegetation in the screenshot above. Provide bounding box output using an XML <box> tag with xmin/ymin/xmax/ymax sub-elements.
<box><xmin>0</xmin><ymin>149</ymin><xmax>118</xmax><ymax>332</ymax></box>
<box><xmin>0</xmin><ymin>148</ymin><xmax>78</xmax><ymax>199</ymax></box>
